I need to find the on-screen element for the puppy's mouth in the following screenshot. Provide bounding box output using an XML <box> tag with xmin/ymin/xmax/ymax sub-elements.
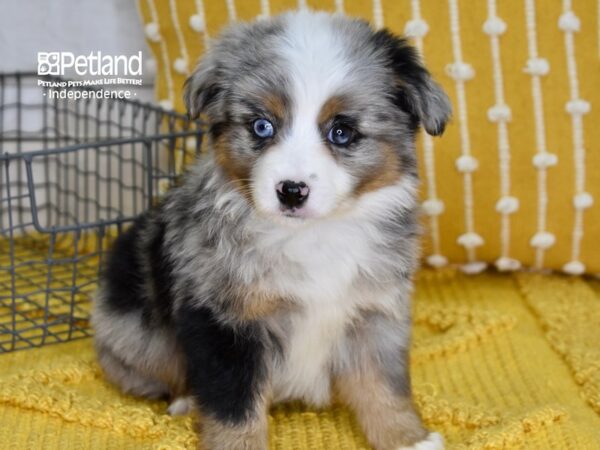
<box><xmin>280</xmin><ymin>205</ymin><xmax>308</xmax><ymax>218</ymax></box>
<box><xmin>254</xmin><ymin>203</ymin><xmax>319</xmax><ymax>226</ymax></box>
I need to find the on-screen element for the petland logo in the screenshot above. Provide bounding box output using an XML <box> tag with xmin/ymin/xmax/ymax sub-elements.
<box><xmin>37</xmin><ymin>51</ymin><xmax>144</xmax><ymax>100</ymax></box>
<box><xmin>37</xmin><ymin>51</ymin><xmax>142</xmax><ymax>76</ymax></box>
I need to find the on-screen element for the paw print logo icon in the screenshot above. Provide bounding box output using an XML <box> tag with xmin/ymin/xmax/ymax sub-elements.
<box><xmin>38</xmin><ymin>52</ymin><xmax>61</xmax><ymax>75</ymax></box>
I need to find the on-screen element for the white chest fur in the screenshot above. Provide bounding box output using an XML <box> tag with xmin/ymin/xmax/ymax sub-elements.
<box><xmin>249</xmin><ymin>183</ymin><xmax>416</xmax><ymax>405</ymax></box>
<box><xmin>271</xmin><ymin>299</ymin><xmax>349</xmax><ymax>405</ymax></box>
<box><xmin>261</xmin><ymin>218</ymin><xmax>383</xmax><ymax>405</ymax></box>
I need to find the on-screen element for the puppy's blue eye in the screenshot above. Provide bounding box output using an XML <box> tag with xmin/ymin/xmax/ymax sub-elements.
<box><xmin>327</xmin><ymin>124</ymin><xmax>354</xmax><ymax>146</ymax></box>
<box><xmin>253</xmin><ymin>118</ymin><xmax>274</xmax><ymax>138</ymax></box>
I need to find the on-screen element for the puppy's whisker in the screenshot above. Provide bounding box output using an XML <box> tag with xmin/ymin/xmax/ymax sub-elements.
<box><xmin>219</xmin><ymin>178</ymin><xmax>257</xmax><ymax>192</ymax></box>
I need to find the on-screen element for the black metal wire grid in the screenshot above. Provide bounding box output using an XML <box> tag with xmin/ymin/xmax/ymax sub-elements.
<box><xmin>0</xmin><ymin>73</ymin><xmax>203</xmax><ymax>352</ymax></box>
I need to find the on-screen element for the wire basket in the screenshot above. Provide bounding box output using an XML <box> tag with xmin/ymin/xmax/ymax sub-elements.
<box><xmin>0</xmin><ymin>73</ymin><xmax>202</xmax><ymax>353</ymax></box>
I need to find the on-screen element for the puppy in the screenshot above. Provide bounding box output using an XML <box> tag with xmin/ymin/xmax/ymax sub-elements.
<box><xmin>92</xmin><ymin>10</ymin><xmax>450</xmax><ymax>450</ymax></box>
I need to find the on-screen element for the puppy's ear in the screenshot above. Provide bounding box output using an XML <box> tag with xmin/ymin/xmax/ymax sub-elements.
<box><xmin>183</xmin><ymin>54</ymin><xmax>223</xmax><ymax>120</ymax></box>
<box><xmin>374</xmin><ymin>29</ymin><xmax>451</xmax><ymax>136</ymax></box>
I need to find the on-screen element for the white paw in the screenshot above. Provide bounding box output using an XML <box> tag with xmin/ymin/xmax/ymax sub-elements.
<box><xmin>167</xmin><ymin>396</ymin><xmax>194</xmax><ymax>416</ymax></box>
<box><xmin>397</xmin><ymin>432</ymin><xmax>445</xmax><ymax>450</ymax></box>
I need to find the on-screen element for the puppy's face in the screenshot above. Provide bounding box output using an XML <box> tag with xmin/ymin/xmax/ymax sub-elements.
<box><xmin>185</xmin><ymin>12</ymin><xmax>450</xmax><ymax>222</ymax></box>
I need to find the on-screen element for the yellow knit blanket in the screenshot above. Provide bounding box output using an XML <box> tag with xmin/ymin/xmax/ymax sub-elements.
<box><xmin>1</xmin><ymin>269</ymin><xmax>600</xmax><ymax>449</ymax></box>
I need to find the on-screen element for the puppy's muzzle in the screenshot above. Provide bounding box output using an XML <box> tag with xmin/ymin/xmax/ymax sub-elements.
<box><xmin>276</xmin><ymin>180</ymin><xmax>310</xmax><ymax>209</ymax></box>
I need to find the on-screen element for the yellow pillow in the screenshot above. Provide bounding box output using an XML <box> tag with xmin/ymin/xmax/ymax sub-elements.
<box><xmin>137</xmin><ymin>0</ymin><xmax>600</xmax><ymax>275</ymax></box>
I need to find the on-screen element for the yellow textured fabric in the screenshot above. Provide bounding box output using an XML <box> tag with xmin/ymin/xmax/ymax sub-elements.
<box><xmin>2</xmin><ymin>269</ymin><xmax>600</xmax><ymax>449</ymax></box>
<box><xmin>136</xmin><ymin>0</ymin><xmax>600</xmax><ymax>275</ymax></box>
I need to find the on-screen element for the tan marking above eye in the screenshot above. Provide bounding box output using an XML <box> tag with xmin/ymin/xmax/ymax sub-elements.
<box><xmin>262</xmin><ymin>93</ymin><xmax>288</xmax><ymax>122</ymax></box>
<box><xmin>317</xmin><ymin>95</ymin><xmax>350</xmax><ymax>128</ymax></box>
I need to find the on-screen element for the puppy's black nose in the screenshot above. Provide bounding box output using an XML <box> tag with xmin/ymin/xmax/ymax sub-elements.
<box><xmin>276</xmin><ymin>180</ymin><xmax>310</xmax><ymax>209</ymax></box>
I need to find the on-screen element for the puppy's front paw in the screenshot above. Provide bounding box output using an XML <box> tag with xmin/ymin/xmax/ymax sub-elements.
<box><xmin>397</xmin><ymin>432</ymin><xmax>444</xmax><ymax>450</ymax></box>
<box><xmin>167</xmin><ymin>396</ymin><xmax>194</xmax><ymax>416</ymax></box>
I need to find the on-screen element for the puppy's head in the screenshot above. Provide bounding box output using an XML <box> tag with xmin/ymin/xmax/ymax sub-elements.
<box><xmin>185</xmin><ymin>11</ymin><xmax>450</xmax><ymax>222</ymax></box>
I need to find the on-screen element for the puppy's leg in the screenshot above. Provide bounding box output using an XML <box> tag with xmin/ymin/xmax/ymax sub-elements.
<box><xmin>199</xmin><ymin>402</ymin><xmax>269</xmax><ymax>450</ymax></box>
<box><xmin>176</xmin><ymin>305</ymin><xmax>270</xmax><ymax>450</ymax></box>
<box><xmin>95</xmin><ymin>343</ymin><xmax>170</xmax><ymax>400</ymax></box>
<box><xmin>336</xmin><ymin>314</ymin><xmax>443</xmax><ymax>450</ymax></box>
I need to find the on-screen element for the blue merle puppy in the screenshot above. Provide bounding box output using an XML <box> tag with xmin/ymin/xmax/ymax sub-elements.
<box><xmin>92</xmin><ymin>10</ymin><xmax>450</xmax><ymax>450</ymax></box>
